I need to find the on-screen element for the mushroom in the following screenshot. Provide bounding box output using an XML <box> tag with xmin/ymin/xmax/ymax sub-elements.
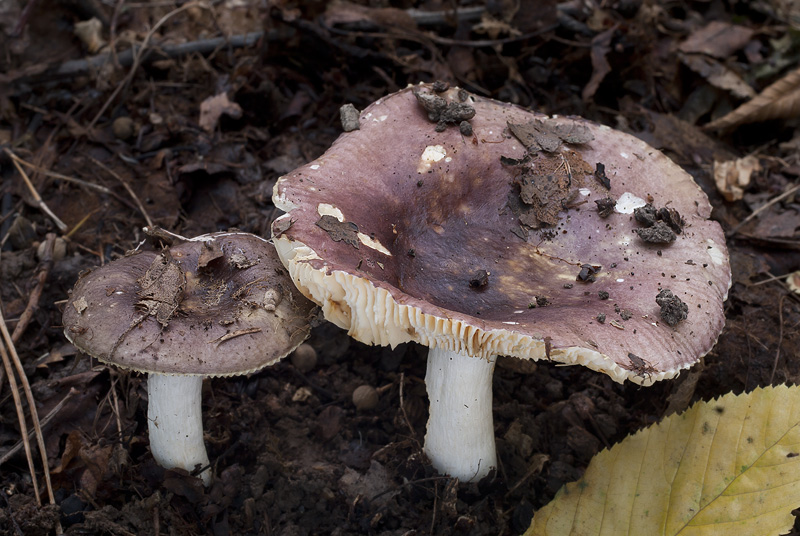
<box><xmin>63</xmin><ymin>231</ymin><xmax>316</xmax><ymax>484</ymax></box>
<box><xmin>270</xmin><ymin>84</ymin><xmax>731</xmax><ymax>481</ymax></box>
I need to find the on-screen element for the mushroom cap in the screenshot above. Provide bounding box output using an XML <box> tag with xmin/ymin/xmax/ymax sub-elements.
<box><xmin>271</xmin><ymin>85</ymin><xmax>731</xmax><ymax>385</ymax></box>
<box><xmin>63</xmin><ymin>232</ymin><xmax>317</xmax><ymax>376</ymax></box>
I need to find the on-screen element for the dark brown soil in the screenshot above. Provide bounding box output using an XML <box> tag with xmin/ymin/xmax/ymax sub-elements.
<box><xmin>2</xmin><ymin>1</ymin><xmax>800</xmax><ymax>535</ymax></box>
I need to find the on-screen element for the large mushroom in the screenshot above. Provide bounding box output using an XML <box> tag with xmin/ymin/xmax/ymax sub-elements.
<box><xmin>271</xmin><ymin>84</ymin><xmax>731</xmax><ymax>481</ymax></box>
<box><xmin>63</xmin><ymin>231</ymin><xmax>316</xmax><ymax>484</ymax></box>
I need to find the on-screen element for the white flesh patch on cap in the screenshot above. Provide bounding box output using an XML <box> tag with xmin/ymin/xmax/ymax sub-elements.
<box><xmin>357</xmin><ymin>233</ymin><xmax>392</xmax><ymax>255</ymax></box>
<box><xmin>273</xmin><ymin>179</ymin><xmax>297</xmax><ymax>212</ymax></box>
<box><xmin>705</xmin><ymin>239</ymin><xmax>726</xmax><ymax>266</ymax></box>
<box><xmin>615</xmin><ymin>192</ymin><xmax>647</xmax><ymax>214</ymax></box>
<box><xmin>317</xmin><ymin>203</ymin><xmax>345</xmax><ymax>221</ymax></box>
<box><xmin>418</xmin><ymin>145</ymin><xmax>447</xmax><ymax>173</ymax></box>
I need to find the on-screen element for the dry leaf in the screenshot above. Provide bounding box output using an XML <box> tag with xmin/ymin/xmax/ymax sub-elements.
<box><xmin>199</xmin><ymin>93</ymin><xmax>243</xmax><ymax>133</ymax></box>
<box><xmin>680</xmin><ymin>53</ymin><xmax>756</xmax><ymax>100</ymax></box>
<box><xmin>706</xmin><ymin>66</ymin><xmax>800</xmax><ymax>130</ymax></box>
<box><xmin>526</xmin><ymin>385</ymin><xmax>800</xmax><ymax>536</ymax></box>
<box><xmin>679</xmin><ymin>21</ymin><xmax>754</xmax><ymax>59</ymax></box>
<box><xmin>582</xmin><ymin>28</ymin><xmax>614</xmax><ymax>102</ymax></box>
<box><xmin>713</xmin><ymin>155</ymin><xmax>760</xmax><ymax>201</ymax></box>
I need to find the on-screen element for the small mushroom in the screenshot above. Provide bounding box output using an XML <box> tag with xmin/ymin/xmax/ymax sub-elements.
<box><xmin>271</xmin><ymin>84</ymin><xmax>731</xmax><ymax>482</ymax></box>
<box><xmin>63</xmin><ymin>232</ymin><xmax>316</xmax><ymax>485</ymax></box>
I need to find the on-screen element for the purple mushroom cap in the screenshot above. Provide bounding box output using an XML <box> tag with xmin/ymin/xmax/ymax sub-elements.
<box><xmin>63</xmin><ymin>231</ymin><xmax>317</xmax><ymax>376</ymax></box>
<box><xmin>272</xmin><ymin>84</ymin><xmax>731</xmax><ymax>385</ymax></box>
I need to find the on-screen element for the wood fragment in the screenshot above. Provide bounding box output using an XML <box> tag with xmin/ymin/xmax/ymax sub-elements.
<box><xmin>211</xmin><ymin>327</ymin><xmax>262</xmax><ymax>346</ymax></box>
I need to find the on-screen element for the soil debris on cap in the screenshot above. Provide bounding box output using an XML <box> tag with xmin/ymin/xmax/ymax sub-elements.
<box><xmin>657</xmin><ymin>206</ymin><xmax>686</xmax><ymax>234</ymax></box>
<box><xmin>229</xmin><ymin>251</ymin><xmax>257</xmax><ymax>269</ymax></box>
<box><xmin>634</xmin><ymin>204</ymin><xmax>659</xmax><ymax>226</ymax></box>
<box><xmin>136</xmin><ymin>251</ymin><xmax>185</xmax><ymax>328</ymax></box>
<box><xmin>316</xmin><ymin>215</ymin><xmax>360</xmax><ymax>249</ymax></box>
<box><xmin>595</xmin><ymin>197</ymin><xmax>616</xmax><ymax>217</ymax></box>
<box><xmin>633</xmin><ymin>203</ymin><xmax>685</xmax><ymax>243</ymax></box>
<box><xmin>577</xmin><ymin>264</ymin><xmax>601</xmax><ymax>282</ymax></box>
<box><xmin>507</xmin><ymin>119</ymin><xmax>594</xmax><ymax>153</ymax></box>
<box><xmin>597</xmin><ymin>313</ymin><xmax>606</xmax><ymax>323</ymax></box>
<box><xmin>469</xmin><ymin>270</ymin><xmax>490</xmax><ymax>289</ymax></box>
<box><xmin>515</xmin><ymin>174</ymin><xmax>570</xmax><ymax>227</ymax></box>
<box><xmin>500</xmin><ymin>154</ymin><xmax>532</xmax><ymax>167</ymax></box>
<box><xmin>339</xmin><ymin>103</ymin><xmax>360</xmax><ymax>132</ymax></box>
<box><xmin>634</xmin><ymin>221</ymin><xmax>677</xmax><ymax>243</ymax></box>
<box><xmin>594</xmin><ymin>162</ymin><xmax>611</xmax><ymax>189</ymax></box>
<box><xmin>626</xmin><ymin>352</ymin><xmax>656</xmax><ymax>378</ymax></box>
<box><xmin>656</xmin><ymin>289</ymin><xmax>688</xmax><ymax>326</ymax></box>
<box><xmin>413</xmin><ymin>88</ymin><xmax>475</xmax><ymax>132</ymax></box>
<box><xmin>432</xmin><ymin>80</ymin><xmax>449</xmax><ymax>92</ymax></box>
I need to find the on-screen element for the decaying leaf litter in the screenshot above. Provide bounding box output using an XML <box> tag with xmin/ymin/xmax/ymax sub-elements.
<box><xmin>1</xmin><ymin>1</ymin><xmax>800</xmax><ymax>535</ymax></box>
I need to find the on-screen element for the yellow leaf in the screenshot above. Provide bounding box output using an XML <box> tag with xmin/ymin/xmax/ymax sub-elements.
<box><xmin>526</xmin><ymin>385</ymin><xmax>800</xmax><ymax>536</ymax></box>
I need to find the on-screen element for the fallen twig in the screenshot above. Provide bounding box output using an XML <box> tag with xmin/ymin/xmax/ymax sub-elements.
<box><xmin>89</xmin><ymin>2</ymin><xmax>212</xmax><ymax>129</ymax></box>
<box><xmin>5</xmin><ymin>31</ymin><xmax>281</xmax><ymax>93</ymax></box>
<box><xmin>88</xmin><ymin>156</ymin><xmax>154</xmax><ymax>228</ymax></box>
<box><xmin>4</xmin><ymin>149</ymin><xmax>68</xmax><ymax>232</ymax></box>
<box><xmin>726</xmin><ymin>182</ymin><xmax>800</xmax><ymax>237</ymax></box>
<box><xmin>11</xmin><ymin>233</ymin><xmax>56</xmax><ymax>343</ymax></box>
<box><xmin>7</xmin><ymin>151</ymin><xmax>133</xmax><ymax>207</ymax></box>
<box><xmin>0</xmin><ymin>388</ymin><xmax>77</xmax><ymax>466</ymax></box>
<box><xmin>0</xmin><ymin>304</ymin><xmax>57</xmax><ymax>517</ymax></box>
<box><xmin>0</xmin><ymin>339</ymin><xmax>40</xmax><ymax>502</ymax></box>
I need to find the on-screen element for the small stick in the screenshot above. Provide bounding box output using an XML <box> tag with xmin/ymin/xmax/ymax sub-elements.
<box><xmin>7</xmin><ymin>151</ymin><xmax>134</xmax><ymax>207</ymax></box>
<box><xmin>88</xmin><ymin>156</ymin><xmax>154</xmax><ymax>228</ymax></box>
<box><xmin>4</xmin><ymin>149</ymin><xmax>68</xmax><ymax>232</ymax></box>
<box><xmin>7</xmin><ymin>31</ymin><xmax>276</xmax><ymax>89</ymax></box>
<box><xmin>750</xmin><ymin>272</ymin><xmax>790</xmax><ymax>286</ymax></box>
<box><xmin>398</xmin><ymin>372</ymin><xmax>417</xmax><ymax>441</ymax></box>
<box><xmin>770</xmin><ymin>294</ymin><xmax>786</xmax><ymax>384</ymax></box>
<box><xmin>0</xmin><ymin>303</ymin><xmax>56</xmax><ymax>506</ymax></box>
<box><xmin>11</xmin><ymin>233</ymin><xmax>55</xmax><ymax>343</ymax></box>
<box><xmin>0</xmin><ymin>388</ymin><xmax>76</xmax><ymax>465</ymax></box>
<box><xmin>0</xmin><ymin>340</ymin><xmax>40</xmax><ymax>503</ymax></box>
<box><xmin>88</xmin><ymin>2</ymin><xmax>210</xmax><ymax>130</ymax></box>
<box><xmin>727</xmin><ymin>182</ymin><xmax>800</xmax><ymax>237</ymax></box>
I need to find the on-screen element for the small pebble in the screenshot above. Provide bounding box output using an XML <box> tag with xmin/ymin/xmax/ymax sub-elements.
<box><xmin>352</xmin><ymin>385</ymin><xmax>378</xmax><ymax>411</ymax></box>
<box><xmin>112</xmin><ymin>116</ymin><xmax>135</xmax><ymax>140</ymax></box>
<box><xmin>339</xmin><ymin>103</ymin><xmax>360</xmax><ymax>132</ymax></box>
<box><xmin>36</xmin><ymin>237</ymin><xmax>67</xmax><ymax>261</ymax></box>
<box><xmin>290</xmin><ymin>343</ymin><xmax>317</xmax><ymax>373</ymax></box>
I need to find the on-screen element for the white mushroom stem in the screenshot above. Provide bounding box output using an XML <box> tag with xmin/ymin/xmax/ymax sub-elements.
<box><xmin>147</xmin><ymin>374</ymin><xmax>211</xmax><ymax>485</ymax></box>
<box><xmin>424</xmin><ymin>347</ymin><xmax>497</xmax><ymax>482</ymax></box>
